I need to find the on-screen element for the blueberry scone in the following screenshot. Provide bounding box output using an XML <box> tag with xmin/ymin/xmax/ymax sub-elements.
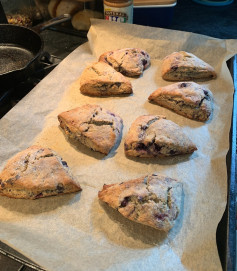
<box><xmin>148</xmin><ymin>82</ymin><xmax>213</xmax><ymax>121</ymax></box>
<box><xmin>80</xmin><ymin>62</ymin><xmax>133</xmax><ymax>96</ymax></box>
<box><xmin>98</xmin><ymin>173</ymin><xmax>183</xmax><ymax>231</ymax></box>
<box><xmin>58</xmin><ymin>104</ymin><xmax>123</xmax><ymax>155</ymax></box>
<box><xmin>0</xmin><ymin>145</ymin><xmax>82</xmax><ymax>199</ymax></box>
<box><xmin>161</xmin><ymin>51</ymin><xmax>217</xmax><ymax>81</ymax></box>
<box><xmin>99</xmin><ymin>48</ymin><xmax>150</xmax><ymax>77</ymax></box>
<box><xmin>124</xmin><ymin>115</ymin><xmax>197</xmax><ymax>157</ymax></box>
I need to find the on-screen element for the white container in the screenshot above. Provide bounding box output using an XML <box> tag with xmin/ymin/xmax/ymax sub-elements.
<box><xmin>104</xmin><ymin>0</ymin><xmax>133</xmax><ymax>23</ymax></box>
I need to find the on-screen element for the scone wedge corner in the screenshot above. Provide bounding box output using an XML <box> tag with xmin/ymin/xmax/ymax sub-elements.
<box><xmin>0</xmin><ymin>145</ymin><xmax>82</xmax><ymax>199</ymax></box>
<box><xmin>79</xmin><ymin>62</ymin><xmax>133</xmax><ymax>96</ymax></box>
<box><xmin>148</xmin><ymin>82</ymin><xmax>213</xmax><ymax>121</ymax></box>
<box><xmin>99</xmin><ymin>48</ymin><xmax>150</xmax><ymax>77</ymax></box>
<box><xmin>162</xmin><ymin>51</ymin><xmax>217</xmax><ymax>81</ymax></box>
<box><xmin>58</xmin><ymin>104</ymin><xmax>123</xmax><ymax>155</ymax></box>
<box><xmin>124</xmin><ymin>115</ymin><xmax>197</xmax><ymax>157</ymax></box>
<box><xmin>98</xmin><ymin>173</ymin><xmax>183</xmax><ymax>231</ymax></box>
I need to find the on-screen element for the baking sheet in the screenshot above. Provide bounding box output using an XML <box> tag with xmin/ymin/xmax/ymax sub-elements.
<box><xmin>0</xmin><ymin>19</ymin><xmax>237</xmax><ymax>271</ymax></box>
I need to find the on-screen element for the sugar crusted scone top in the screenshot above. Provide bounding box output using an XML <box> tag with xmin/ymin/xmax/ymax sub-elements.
<box><xmin>99</xmin><ymin>48</ymin><xmax>150</xmax><ymax>76</ymax></box>
<box><xmin>58</xmin><ymin>104</ymin><xmax>123</xmax><ymax>154</ymax></box>
<box><xmin>58</xmin><ymin>104</ymin><xmax>123</xmax><ymax>133</ymax></box>
<box><xmin>99</xmin><ymin>173</ymin><xmax>181</xmax><ymax>209</ymax></box>
<box><xmin>98</xmin><ymin>173</ymin><xmax>183</xmax><ymax>231</ymax></box>
<box><xmin>149</xmin><ymin>82</ymin><xmax>213</xmax><ymax>106</ymax></box>
<box><xmin>0</xmin><ymin>145</ymin><xmax>80</xmax><ymax>191</ymax></box>
<box><xmin>80</xmin><ymin>62</ymin><xmax>130</xmax><ymax>84</ymax></box>
<box><xmin>162</xmin><ymin>51</ymin><xmax>216</xmax><ymax>75</ymax></box>
<box><xmin>125</xmin><ymin>115</ymin><xmax>196</xmax><ymax>149</ymax></box>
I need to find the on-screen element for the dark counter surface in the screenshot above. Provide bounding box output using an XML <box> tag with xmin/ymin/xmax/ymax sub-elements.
<box><xmin>170</xmin><ymin>0</ymin><xmax>237</xmax><ymax>39</ymax></box>
<box><xmin>1</xmin><ymin>0</ymin><xmax>236</xmax><ymax>270</ymax></box>
<box><xmin>40</xmin><ymin>0</ymin><xmax>237</xmax><ymax>60</ymax></box>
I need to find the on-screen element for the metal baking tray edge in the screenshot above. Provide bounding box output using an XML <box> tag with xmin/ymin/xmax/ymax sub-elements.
<box><xmin>216</xmin><ymin>54</ymin><xmax>237</xmax><ymax>271</ymax></box>
<box><xmin>0</xmin><ymin>240</ymin><xmax>46</xmax><ymax>270</ymax></box>
<box><xmin>0</xmin><ymin>56</ymin><xmax>236</xmax><ymax>271</ymax></box>
<box><xmin>226</xmin><ymin>54</ymin><xmax>236</xmax><ymax>271</ymax></box>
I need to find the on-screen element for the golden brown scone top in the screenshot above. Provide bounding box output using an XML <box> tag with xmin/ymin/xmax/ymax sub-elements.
<box><xmin>80</xmin><ymin>61</ymin><xmax>130</xmax><ymax>83</ymax></box>
<box><xmin>80</xmin><ymin>61</ymin><xmax>133</xmax><ymax>96</ymax></box>
<box><xmin>148</xmin><ymin>82</ymin><xmax>213</xmax><ymax>121</ymax></box>
<box><xmin>0</xmin><ymin>145</ymin><xmax>81</xmax><ymax>199</ymax></box>
<box><xmin>161</xmin><ymin>51</ymin><xmax>217</xmax><ymax>81</ymax></box>
<box><xmin>99</xmin><ymin>48</ymin><xmax>150</xmax><ymax>77</ymax></box>
<box><xmin>149</xmin><ymin>82</ymin><xmax>213</xmax><ymax>106</ymax></box>
<box><xmin>58</xmin><ymin>104</ymin><xmax>123</xmax><ymax>155</ymax></box>
<box><xmin>98</xmin><ymin>173</ymin><xmax>183</xmax><ymax>231</ymax></box>
<box><xmin>124</xmin><ymin>115</ymin><xmax>197</xmax><ymax>157</ymax></box>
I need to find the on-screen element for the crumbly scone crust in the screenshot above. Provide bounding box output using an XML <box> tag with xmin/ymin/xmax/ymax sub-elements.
<box><xmin>124</xmin><ymin>115</ymin><xmax>197</xmax><ymax>157</ymax></box>
<box><xmin>80</xmin><ymin>62</ymin><xmax>133</xmax><ymax>96</ymax></box>
<box><xmin>161</xmin><ymin>51</ymin><xmax>217</xmax><ymax>81</ymax></box>
<box><xmin>148</xmin><ymin>82</ymin><xmax>213</xmax><ymax>121</ymax></box>
<box><xmin>58</xmin><ymin>104</ymin><xmax>123</xmax><ymax>155</ymax></box>
<box><xmin>98</xmin><ymin>173</ymin><xmax>183</xmax><ymax>231</ymax></box>
<box><xmin>99</xmin><ymin>48</ymin><xmax>150</xmax><ymax>77</ymax></box>
<box><xmin>0</xmin><ymin>145</ymin><xmax>81</xmax><ymax>199</ymax></box>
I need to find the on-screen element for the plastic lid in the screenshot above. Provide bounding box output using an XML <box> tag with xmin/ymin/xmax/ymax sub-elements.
<box><xmin>105</xmin><ymin>0</ymin><xmax>132</xmax><ymax>3</ymax></box>
<box><xmin>133</xmin><ymin>0</ymin><xmax>176</xmax><ymax>6</ymax></box>
<box><xmin>192</xmin><ymin>0</ymin><xmax>233</xmax><ymax>6</ymax></box>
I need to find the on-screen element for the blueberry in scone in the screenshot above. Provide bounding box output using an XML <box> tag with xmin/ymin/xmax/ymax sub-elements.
<box><xmin>0</xmin><ymin>145</ymin><xmax>82</xmax><ymax>199</ymax></box>
<box><xmin>124</xmin><ymin>115</ymin><xmax>197</xmax><ymax>157</ymax></box>
<box><xmin>148</xmin><ymin>81</ymin><xmax>213</xmax><ymax>121</ymax></box>
<box><xmin>80</xmin><ymin>62</ymin><xmax>133</xmax><ymax>96</ymax></box>
<box><xmin>161</xmin><ymin>51</ymin><xmax>217</xmax><ymax>81</ymax></box>
<box><xmin>98</xmin><ymin>173</ymin><xmax>183</xmax><ymax>231</ymax></box>
<box><xmin>99</xmin><ymin>48</ymin><xmax>150</xmax><ymax>77</ymax></box>
<box><xmin>58</xmin><ymin>104</ymin><xmax>123</xmax><ymax>155</ymax></box>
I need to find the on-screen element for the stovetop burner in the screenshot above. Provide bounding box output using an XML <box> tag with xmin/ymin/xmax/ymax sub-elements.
<box><xmin>0</xmin><ymin>22</ymin><xmax>88</xmax><ymax>270</ymax></box>
<box><xmin>0</xmin><ymin>53</ymin><xmax>61</xmax><ymax>118</ymax></box>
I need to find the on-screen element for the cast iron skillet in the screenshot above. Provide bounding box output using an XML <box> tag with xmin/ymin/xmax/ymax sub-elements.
<box><xmin>0</xmin><ymin>4</ymin><xmax>71</xmax><ymax>91</ymax></box>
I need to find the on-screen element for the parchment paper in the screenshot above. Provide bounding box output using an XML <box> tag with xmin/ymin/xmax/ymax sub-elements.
<box><xmin>0</xmin><ymin>19</ymin><xmax>237</xmax><ymax>271</ymax></box>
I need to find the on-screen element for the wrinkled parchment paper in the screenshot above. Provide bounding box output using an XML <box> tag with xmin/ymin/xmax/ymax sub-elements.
<box><xmin>0</xmin><ymin>19</ymin><xmax>237</xmax><ymax>271</ymax></box>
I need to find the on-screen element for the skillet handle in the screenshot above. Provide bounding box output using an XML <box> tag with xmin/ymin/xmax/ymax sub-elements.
<box><xmin>0</xmin><ymin>1</ymin><xmax>8</xmax><ymax>24</ymax></box>
<box><xmin>31</xmin><ymin>14</ymin><xmax>72</xmax><ymax>33</ymax></box>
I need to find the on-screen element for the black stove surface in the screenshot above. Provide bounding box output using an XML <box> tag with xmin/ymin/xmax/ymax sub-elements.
<box><xmin>0</xmin><ymin>25</ymin><xmax>87</xmax><ymax>271</ymax></box>
<box><xmin>0</xmin><ymin>53</ymin><xmax>61</xmax><ymax>119</ymax></box>
<box><xmin>0</xmin><ymin>25</ymin><xmax>87</xmax><ymax>120</ymax></box>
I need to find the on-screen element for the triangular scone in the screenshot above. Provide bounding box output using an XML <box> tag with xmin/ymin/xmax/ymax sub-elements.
<box><xmin>58</xmin><ymin>104</ymin><xmax>123</xmax><ymax>155</ymax></box>
<box><xmin>161</xmin><ymin>51</ymin><xmax>217</xmax><ymax>81</ymax></box>
<box><xmin>0</xmin><ymin>145</ymin><xmax>82</xmax><ymax>199</ymax></box>
<box><xmin>98</xmin><ymin>173</ymin><xmax>183</xmax><ymax>231</ymax></box>
<box><xmin>124</xmin><ymin>115</ymin><xmax>197</xmax><ymax>157</ymax></box>
<box><xmin>148</xmin><ymin>82</ymin><xmax>213</xmax><ymax>121</ymax></box>
<box><xmin>99</xmin><ymin>48</ymin><xmax>150</xmax><ymax>77</ymax></box>
<box><xmin>80</xmin><ymin>62</ymin><xmax>133</xmax><ymax>96</ymax></box>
